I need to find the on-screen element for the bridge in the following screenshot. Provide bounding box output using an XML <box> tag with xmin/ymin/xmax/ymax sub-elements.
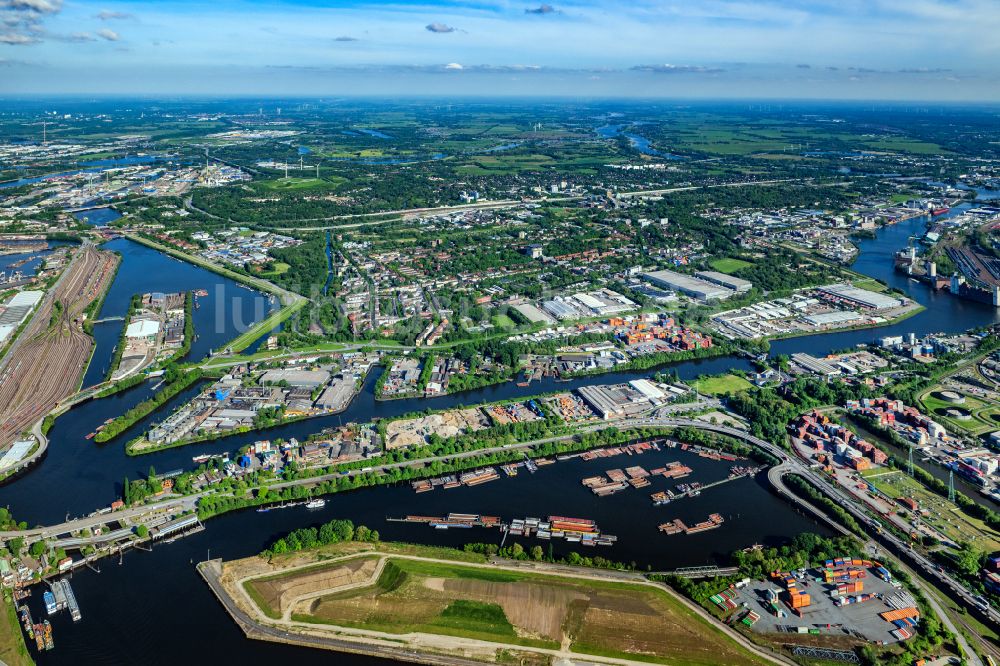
<box><xmin>654</xmin><ymin>565</ymin><xmax>740</xmax><ymax>579</ymax></box>
<box><xmin>91</xmin><ymin>315</ymin><xmax>125</xmax><ymax>324</ymax></box>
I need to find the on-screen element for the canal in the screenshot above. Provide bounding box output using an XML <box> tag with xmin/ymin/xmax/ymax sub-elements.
<box><xmin>12</xmin><ymin>189</ymin><xmax>1000</xmax><ymax>664</ymax></box>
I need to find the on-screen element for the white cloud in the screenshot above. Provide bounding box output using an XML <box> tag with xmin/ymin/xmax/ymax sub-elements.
<box><xmin>97</xmin><ymin>28</ymin><xmax>119</xmax><ymax>41</ymax></box>
<box><xmin>425</xmin><ymin>22</ymin><xmax>456</xmax><ymax>33</ymax></box>
<box><xmin>96</xmin><ymin>9</ymin><xmax>132</xmax><ymax>21</ymax></box>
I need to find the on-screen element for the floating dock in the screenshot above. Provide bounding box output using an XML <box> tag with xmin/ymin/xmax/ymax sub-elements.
<box><xmin>658</xmin><ymin>513</ymin><xmax>725</xmax><ymax>536</ymax></box>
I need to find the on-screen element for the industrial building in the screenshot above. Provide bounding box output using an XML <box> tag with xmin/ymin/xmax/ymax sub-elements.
<box><xmin>641</xmin><ymin>269</ymin><xmax>733</xmax><ymax>301</ymax></box>
<box><xmin>0</xmin><ymin>290</ymin><xmax>43</xmax><ymax>338</ymax></box>
<box><xmin>258</xmin><ymin>368</ymin><xmax>331</xmax><ymax>389</ymax></box>
<box><xmin>695</xmin><ymin>271</ymin><xmax>753</xmax><ymax>293</ymax></box>
<box><xmin>513</xmin><ymin>302</ymin><xmax>555</xmax><ymax>325</ymax></box>
<box><xmin>816</xmin><ymin>283</ymin><xmax>904</xmax><ymax>310</ymax></box>
<box><xmin>802</xmin><ymin>311</ymin><xmax>863</xmax><ymax>327</ymax></box>
<box><xmin>790</xmin><ymin>353</ymin><xmax>841</xmax><ymax>376</ymax></box>
<box><xmin>125</xmin><ymin>319</ymin><xmax>160</xmax><ymax>340</ymax></box>
<box><xmin>576</xmin><ymin>383</ymin><xmax>659</xmax><ymax>420</ymax></box>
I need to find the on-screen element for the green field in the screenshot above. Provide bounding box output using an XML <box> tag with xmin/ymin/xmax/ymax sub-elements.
<box><xmin>709</xmin><ymin>257</ymin><xmax>752</xmax><ymax>274</ymax></box>
<box><xmin>852</xmin><ymin>277</ymin><xmax>889</xmax><ymax>293</ymax></box>
<box><xmin>697</xmin><ymin>374</ymin><xmax>753</xmax><ymax>395</ymax></box>
<box><xmin>491</xmin><ymin>314</ymin><xmax>516</xmax><ymax>329</ymax></box>
<box><xmin>259</xmin><ymin>177</ymin><xmax>345</xmax><ymax>191</ymax></box>
<box><xmin>245</xmin><ymin>554</ymin><xmax>770</xmax><ymax>666</ymax></box>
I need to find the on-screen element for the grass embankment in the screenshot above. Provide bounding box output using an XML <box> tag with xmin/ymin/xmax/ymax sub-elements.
<box><xmin>220</xmin><ymin>297</ymin><xmax>307</xmax><ymax>354</ymax></box>
<box><xmin>242</xmin><ymin>549</ymin><xmax>770</xmax><ymax>666</ymax></box>
<box><xmin>0</xmin><ymin>594</ymin><xmax>33</xmax><ymax>666</ymax></box>
<box><xmin>105</xmin><ymin>294</ymin><xmax>141</xmax><ymax>381</ymax></box>
<box><xmin>96</xmin><ymin>369</ymin><xmax>204</xmax><ymax>444</ymax></box>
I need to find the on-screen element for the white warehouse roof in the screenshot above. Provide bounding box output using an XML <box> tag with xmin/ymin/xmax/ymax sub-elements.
<box><xmin>125</xmin><ymin>320</ymin><xmax>160</xmax><ymax>338</ymax></box>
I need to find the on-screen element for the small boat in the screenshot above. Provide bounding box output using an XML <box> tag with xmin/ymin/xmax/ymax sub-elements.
<box><xmin>256</xmin><ymin>507</ymin><xmax>271</xmax><ymax>513</ymax></box>
<box><xmin>305</xmin><ymin>499</ymin><xmax>326</xmax><ymax>509</ymax></box>
<box><xmin>192</xmin><ymin>454</ymin><xmax>211</xmax><ymax>464</ymax></box>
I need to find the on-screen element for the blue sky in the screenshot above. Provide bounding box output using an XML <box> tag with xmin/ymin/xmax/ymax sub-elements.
<box><xmin>0</xmin><ymin>0</ymin><xmax>998</xmax><ymax>99</ymax></box>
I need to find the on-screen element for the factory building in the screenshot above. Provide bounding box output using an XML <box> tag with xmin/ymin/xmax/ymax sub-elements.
<box><xmin>125</xmin><ymin>319</ymin><xmax>160</xmax><ymax>340</ymax></box>
<box><xmin>694</xmin><ymin>271</ymin><xmax>753</xmax><ymax>293</ymax></box>
<box><xmin>641</xmin><ymin>269</ymin><xmax>734</xmax><ymax>302</ymax></box>
<box><xmin>790</xmin><ymin>353</ymin><xmax>841</xmax><ymax>376</ymax></box>
<box><xmin>816</xmin><ymin>283</ymin><xmax>904</xmax><ymax>310</ymax></box>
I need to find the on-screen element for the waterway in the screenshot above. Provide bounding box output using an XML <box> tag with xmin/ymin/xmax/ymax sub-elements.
<box><xmin>771</xmin><ymin>200</ymin><xmax>1000</xmax><ymax>357</ymax></box>
<box><xmin>72</xmin><ymin>207</ymin><xmax>121</xmax><ymax>226</ymax></box>
<box><xmin>596</xmin><ymin>124</ymin><xmax>683</xmax><ymax>160</ymax></box>
<box><xmin>13</xmin><ymin>187</ymin><xmax>1000</xmax><ymax>664</ymax></box>
<box><xmin>28</xmin><ymin>443</ymin><xmax>830</xmax><ymax>666</ymax></box>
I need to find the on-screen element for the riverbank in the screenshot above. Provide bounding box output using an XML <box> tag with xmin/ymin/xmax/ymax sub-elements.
<box><xmin>0</xmin><ymin>594</ymin><xmax>32</xmax><ymax>666</ymax></box>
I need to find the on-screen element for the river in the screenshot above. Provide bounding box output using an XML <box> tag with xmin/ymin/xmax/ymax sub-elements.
<box><xmin>14</xmin><ymin>189</ymin><xmax>1000</xmax><ymax>664</ymax></box>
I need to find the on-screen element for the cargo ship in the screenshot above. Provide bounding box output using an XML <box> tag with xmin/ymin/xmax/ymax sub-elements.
<box><xmin>392</xmin><ymin>513</ymin><xmax>500</xmax><ymax>529</ymax></box>
<box><xmin>931</xmin><ymin>207</ymin><xmax>950</xmax><ymax>216</ymax></box>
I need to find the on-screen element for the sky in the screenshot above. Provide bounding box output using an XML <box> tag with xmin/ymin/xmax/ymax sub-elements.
<box><xmin>0</xmin><ymin>0</ymin><xmax>999</xmax><ymax>100</ymax></box>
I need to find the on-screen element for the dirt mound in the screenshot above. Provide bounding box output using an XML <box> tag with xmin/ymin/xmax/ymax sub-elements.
<box><xmin>252</xmin><ymin>557</ymin><xmax>378</xmax><ymax>615</ymax></box>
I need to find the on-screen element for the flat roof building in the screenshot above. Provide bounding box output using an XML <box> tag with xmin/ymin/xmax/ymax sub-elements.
<box><xmin>802</xmin><ymin>310</ymin><xmax>862</xmax><ymax>327</ymax></box>
<box><xmin>125</xmin><ymin>319</ymin><xmax>160</xmax><ymax>339</ymax></box>
<box><xmin>695</xmin><ymin>271</ymin><xmax>753</xmax><ymax>293</ymax></box>
<box><xmin>259</xmin><ymin>368</ymin><xmax>330</xmax><ymax>388</ymax></box>
<box><xmin>816</xmin><ymin>283</ymin><xmax>903</xmax><ymax>310</ymax></box>
<box><xmin>791</xmin><ymin>353</ymin><xmax>841</xmax><ymax>376</ymax></box>
<box><xmin>641</xmin><ymin>269</ymin><xmax>733</xmax><ymax>302</ymax></box>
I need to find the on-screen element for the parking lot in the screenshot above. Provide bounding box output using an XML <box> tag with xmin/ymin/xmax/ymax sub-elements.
<box><xmin>737</xmin><ymin>568</ymin><xmax>912</xmax><ymax>645</ymax></box>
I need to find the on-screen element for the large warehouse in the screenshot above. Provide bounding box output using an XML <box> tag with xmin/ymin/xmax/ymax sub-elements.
<box><xmin>641</xmin><ymin>269</ymin><xmax>734</xmax><ymax>301</ymax></box>
<box><xmin>816</xmin><ymin>283</ymin><xmax>904</xmax><ymax>310</ymax></box>
<box><xmin>695</xmin><ymin>271</ymin><xmax>753</xmax><ymax>293</ymax></box>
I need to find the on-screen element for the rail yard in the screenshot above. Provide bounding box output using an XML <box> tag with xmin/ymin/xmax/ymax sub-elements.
<box><xmin>0</xmin><ymin>245</ymin><xmax>118</xmax><ymax>450</ymax></box>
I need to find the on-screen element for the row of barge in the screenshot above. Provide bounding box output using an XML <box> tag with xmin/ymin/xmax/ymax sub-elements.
<box><xmin>390</xmin><ymin>513</ymin><xmax>617</xmax><ymax>546</ymax></box>
<box><xmin>15</xmin><ymin>577</ymin><xmax>83</xmax><ymax>654</ymax></box>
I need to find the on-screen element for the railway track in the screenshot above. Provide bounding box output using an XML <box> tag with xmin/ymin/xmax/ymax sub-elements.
<box><xmin>0</xmin><ymin>245</ymin><xmax>119</xmax><ymax>449</ymax></box>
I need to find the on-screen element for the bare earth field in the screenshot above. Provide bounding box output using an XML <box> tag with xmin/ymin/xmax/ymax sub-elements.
<box><xmin>222</xmin><ymin>549</ymin><xmax>775</xmax><ymax>666</ymax></box>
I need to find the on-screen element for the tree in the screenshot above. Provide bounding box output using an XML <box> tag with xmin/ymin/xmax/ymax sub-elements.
<box><xmin>135</xmin><ymin>524</ymin><xmax>149</xmax><ymax>539</ymax></box>
<box><xmin>954</xmin><ymin>541</ymin><xmax>983</xmax><ymax>578</ymax></box>
<box><xmin>29</xmin><ymin>541</ymin><xmax>45</xmax><ymax>558</ymax></box>
<box><xmin>530</xmin><ymin>545</ymin><xmax>544</xmax><ymax>561</ymax></box>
